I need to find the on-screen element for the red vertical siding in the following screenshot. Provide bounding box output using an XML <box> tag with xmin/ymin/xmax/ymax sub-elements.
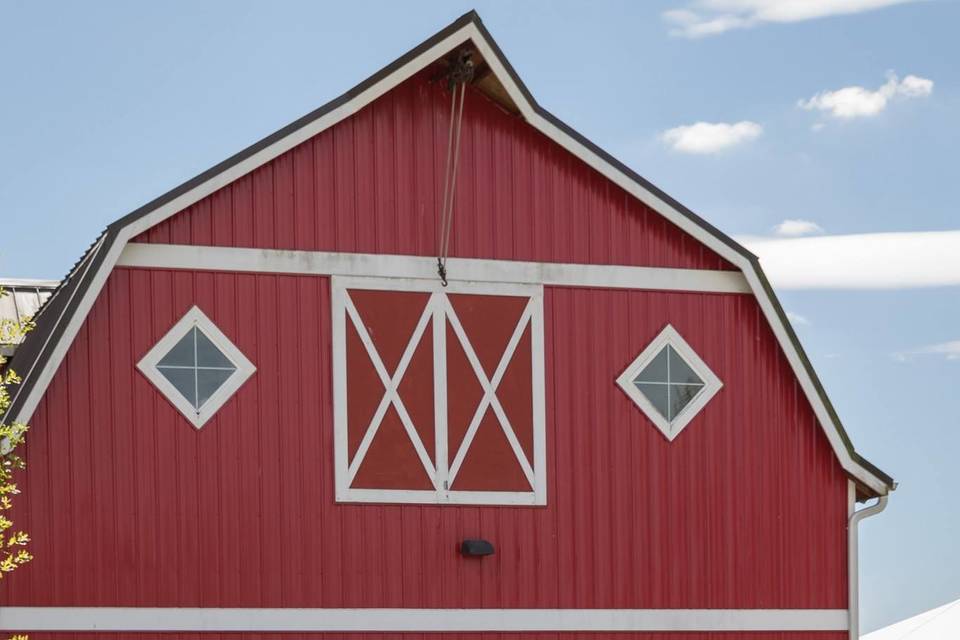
<box><xmin>0</xmin><ymin>270</ymin><xmax>848</xmax><ymax>611</ymax></box>
<box><xmin>133</xmin><ymin>71</ymin><xmax>734</xmax><ymax>272</ymax></box>
<box><xmin>0</xmin><ymin>59</ymin><xmax>855</xmax><ymax>640</ymax></box>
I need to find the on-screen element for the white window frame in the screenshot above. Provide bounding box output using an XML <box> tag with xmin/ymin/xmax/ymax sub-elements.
<box><xmin>331</xmin><ymin>276</ymin><xmax>546</xmax><ymax>506</ymax></box>
<box><xmin>616</xmin><ymin>324</ymin><xmax>722</xmax><ymax>442</ymax></box>
<box><xmin>137</xmin><ymin>306</ymin><xmax>256</xmax><ymax>429</ymax></box>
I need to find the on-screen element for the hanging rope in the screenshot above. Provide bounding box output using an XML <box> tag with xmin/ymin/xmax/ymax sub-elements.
<box><xmin>437</xmin><ymin>51</ymin><xmax>474</xmax><ymax>286</ymax></box>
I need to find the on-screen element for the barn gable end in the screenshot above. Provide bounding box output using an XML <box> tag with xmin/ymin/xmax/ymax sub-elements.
<box><xmin>6</xmin><ymin>10</ymin><xmax>891</xmax><ymax>498</ymax></box>
<box><xmin>0</xmin><ymin>10</ymin><xmax>894</xmax><ymax>637</ymax></box>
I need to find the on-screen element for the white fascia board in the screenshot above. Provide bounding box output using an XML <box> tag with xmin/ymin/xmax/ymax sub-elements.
<box><xmin>11</xmin><ymin>20</ymin><xmax>888</xmax><ymax>496</ymax></box>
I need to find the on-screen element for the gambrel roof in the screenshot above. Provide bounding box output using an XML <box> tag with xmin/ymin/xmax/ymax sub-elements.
<box><xmin>3</xmin><ymin>10</ymin><xmax>894</xmax><ymax>498</ymax></box>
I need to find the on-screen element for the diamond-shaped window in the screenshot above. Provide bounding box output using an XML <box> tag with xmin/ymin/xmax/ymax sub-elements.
<box><xmin>616</xmin><ymin>325</ymin><xmax>722</xmax><ymax>441</ymax></box>
<box><xmin>138</xmin><ymin>306</ymin><xmax>255</xmax><ymax>429</ymax></box>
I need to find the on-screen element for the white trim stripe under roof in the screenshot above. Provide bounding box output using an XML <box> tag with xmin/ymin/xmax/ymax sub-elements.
<box><xmin>7</xmin><ymin>12</ymin><xmax>891</xmax><ymax>496</ymax></box>
<box><xmin>116</xmin><ymin>243</ymin><xmax>751</xmax><ymax>293</ymax></box>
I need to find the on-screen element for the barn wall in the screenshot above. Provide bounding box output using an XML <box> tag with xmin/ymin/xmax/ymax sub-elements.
<box><xmin>133</xmin><ymin>70</ymin><xmax>734</xmax><ymax>272</ymax></box>
<box><xmin>0</xmin><ymin>267</ymin><xmax>848</xmax><ymax>611</ymax></box>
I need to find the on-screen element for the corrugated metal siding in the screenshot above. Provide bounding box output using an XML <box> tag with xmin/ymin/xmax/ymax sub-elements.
<box><xmin>133</xmin><ymin>70</ymin><xmax>734</xmax><ymax>272</ymax></box>
<box><xmin>0</xmin><ymin>269</ymin><xmax>847</xmax><ymax>610</ymax></box>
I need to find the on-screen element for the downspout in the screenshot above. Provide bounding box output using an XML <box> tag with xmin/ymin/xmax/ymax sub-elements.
<box><xmin>848</xmin><ymin>493</ymin><xmax>889</xmax><ymax>640</ymax></box>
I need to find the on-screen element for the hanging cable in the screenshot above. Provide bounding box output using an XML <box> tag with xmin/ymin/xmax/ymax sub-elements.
<box><xmin>436</xmin><ymin>51</ymin><xmax>474</xmax><ymax>286</ymax></box>
<box><xmin>436</xmin><ymin>84</ymin><xmax>458</xmax><ymax>286</ymax></box>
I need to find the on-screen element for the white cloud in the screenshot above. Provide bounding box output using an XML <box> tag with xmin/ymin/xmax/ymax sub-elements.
<box><xmin>773</xmin><ymin>219</ymin><xmax>824</xmax><ymax>237</ymax></box>
<box><xmin>898</xmin><ymin>74</ymin><xmax>935</xmax><ymax>97</ymax></box>
<box><xmin>663</xmin><ymin>8</ymin><xmax>751</xmax><ymax>37</ymax></box>
<box><xmin>893</xmin><ymin>341</ymin><xmax>960</xmax><ymax>362</ymax></box>
<box><xmin>664</xmin><ymin>0</ymin><xmax>920</xmax><ymax>38</ymax></box>
<box><xmin>799</xmin><ymin>72</ymin><xmax>933</xmax><ymax>119</ymax></box>
<box><xmin>661</xmin><ymin>121</ymin><xmax>762</xmax><ymax>154</ymax></box>
<box><xmin>739</xmin><ymin>230</ymin><xmax>960</xmax><ymax>289</ymax></box>
<box><xmin>786</xmin><ymin>310</ymin><xmax>810</xmax><ymax>326</ymax></box>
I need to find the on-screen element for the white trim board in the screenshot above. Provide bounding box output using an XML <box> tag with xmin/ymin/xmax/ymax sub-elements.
<box><xmin>117</xmin><ymin>242</ymin><xmax>751</xmax><ymax>293</ymax></box>
<box><xmin>0</xmin><ymin>607</ymin><xmax>849</xmax><ymax>632</ymax></box>
<box><xmin>10</xmin><ymin>15</ymin><xmax>891</xmax><ymax>497</ymax></box>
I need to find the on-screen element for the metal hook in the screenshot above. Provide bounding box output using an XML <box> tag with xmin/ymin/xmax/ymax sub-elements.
<box><xmin>437</xmin><ymin>258</ymin><xmax>448</xmax><ymax>287</ymax></box>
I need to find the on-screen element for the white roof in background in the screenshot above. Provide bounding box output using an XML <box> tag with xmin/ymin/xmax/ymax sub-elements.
<box><xmin>0</xmin><ymin>280</ymin><xmax>58</xmax><ymax>344</ymax></box>
<box><xmin>864</xmin><ymin>598</ymin><xmax>960</xmax><ymax>640</ymax></box>
<box><xmin>0</xmin><ymin>278</ymin><xmax>59</xmax><ymax>288</ymax></box>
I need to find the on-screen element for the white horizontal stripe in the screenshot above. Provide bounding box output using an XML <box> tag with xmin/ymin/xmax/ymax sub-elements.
<box><xmin>117</xmin><ymin>243</ymin><xmax>751</xmax><ymax>293</ymax></box>
<box><xmin>0</xmin><ymin>607</ymin><xmax>849</xmax><ymax>632</ymax></box>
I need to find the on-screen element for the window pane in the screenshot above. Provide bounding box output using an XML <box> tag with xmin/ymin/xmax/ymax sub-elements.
<box><xmin>667</xmin><ymin>345</ymin><xmax>704</xmax><ymax>386</ymax></box>
<box><xmin>634</xmin><ymin>347</ymin><xmax>669</xmax><ymax>383</ymax></box>
<box><xmin>197</xmin><ymin>369</ymin><xmax>234</xmax><ymax>409</ymax></box>
<box><xmin>196</xmin><ymin>329</ymin><xmax>235</xmax><ymax>369</ymax></box>
<box><xmin>635</xmin><ymin>382</ymin><xmax>670</xmax><ymax>421</ymax></box>
<box><xmin>670</xmin><ymin>383</ymin><xmax>702</xmax><ymax>420</ymax></box>
<box><xmin>157</xmin><ymin>329</ymin><xmax>196</xmax><ymax>367</ymax></box>
<box><xmin>158</xmin><ymin>367</ymin><xmax>197</xmax><ymax>409</ymax></box>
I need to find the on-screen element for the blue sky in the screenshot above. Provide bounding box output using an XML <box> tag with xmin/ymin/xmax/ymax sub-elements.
<box><xmin>1</xmin><ymin>0</ymin><xmax>956</xmax><ymax>632</ymax></box>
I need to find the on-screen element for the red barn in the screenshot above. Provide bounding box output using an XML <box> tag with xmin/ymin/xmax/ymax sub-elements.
<box><xmin>0</xmin><ymin>11</ymin><xmax>894</xmax><ymax>640</ymax></box>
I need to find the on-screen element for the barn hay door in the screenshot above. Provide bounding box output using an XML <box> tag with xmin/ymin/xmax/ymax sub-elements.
<box><xmin>332</xmin><ymin>276</ymin><xmax>546</xmax><ymax>505</ymax></box>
